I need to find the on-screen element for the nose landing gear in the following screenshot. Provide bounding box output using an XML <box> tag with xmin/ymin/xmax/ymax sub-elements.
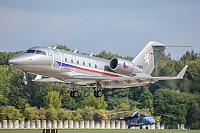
<box><xmin>21</xmin><ymin>72</ymin><xmax>28</xmax><ymax>85</ymax></box>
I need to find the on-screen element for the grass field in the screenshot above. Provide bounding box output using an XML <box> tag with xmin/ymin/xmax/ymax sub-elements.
<box><xmin>0</xmin><ymin>129</ymin><xmax>199</xmax><ymax>133</ymax></box>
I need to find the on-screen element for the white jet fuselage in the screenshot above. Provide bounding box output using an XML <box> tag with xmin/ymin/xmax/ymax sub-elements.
<box><xmin>9</xmin><ymin>42</ymin><xmax>188</xmax><ymax>90</ymax></box>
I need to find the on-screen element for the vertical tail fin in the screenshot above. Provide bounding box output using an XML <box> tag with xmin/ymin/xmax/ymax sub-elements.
<box><xmin>132</xmin><ymin>41</ymin><xmax>165</xmax><ymax>75</ymax></box>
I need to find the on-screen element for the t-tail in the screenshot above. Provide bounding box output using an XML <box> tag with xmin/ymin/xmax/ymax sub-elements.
<box><xmin>132</xmin><ymin>41</ymin><xmax>165</xmax><ymax>75</ymax></box>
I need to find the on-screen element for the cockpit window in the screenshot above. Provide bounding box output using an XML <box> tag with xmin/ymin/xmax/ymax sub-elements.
<box><xmin>35</xmin><ymin>50</ymin><xmax>46</xmax><ymax>55</ymax></box>
<box><xmin>26</xmin><ymin>50</ymin><xmax>36</xmax><ymax>53</ymax></box>
<box><xmin>26</xmin><ymin>49</ymin><xmax>46</xmax><ymax>55</ymax></box>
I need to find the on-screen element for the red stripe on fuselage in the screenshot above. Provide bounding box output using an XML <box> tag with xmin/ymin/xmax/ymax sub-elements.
<box><xmin>61</xmin><ymin>63</ymin><xmax>121</xmax><ymax>77</ymax></box>
<box><xmin>75</xmin><ymin>66</ymin><xmax>121</xmax><ymax>77</ymax></box>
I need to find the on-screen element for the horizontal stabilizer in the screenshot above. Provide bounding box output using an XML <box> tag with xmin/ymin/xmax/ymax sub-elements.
<box><xmin>165</xmin><ymin>45</ymin><xmax>193</xmax><ymax>48</ymax></box>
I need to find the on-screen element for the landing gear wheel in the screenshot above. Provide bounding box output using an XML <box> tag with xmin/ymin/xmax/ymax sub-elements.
<box><xmin>94</xmin><ymin>90</ymin><xmax>103</xmax><ymax>97</ymax></box>
<box><xmin>73</xmin><ymin>91</ymin><xmax>78</xmax><ymax>97</ymax></box>
<box><xmin>21</xmin><ymin>80</ymin><xmax>28</xmax><ymax>85</ymax></box>
<box><xmin>94</xmin><ymin>83</ymin><xmax>103</xmax><ymax>97</ymax></box>
<box><xmin>94</xmin><ymin>91</ymin><xmax>98</xmax><ymax>97</ymax></box>
<box><xmin>69</xmin><ymin>83</ymin><xmax>79</xmax><ymax>98</ymax></box>
<box><xmin>97</xmin><ymin>90</ymin><xmax>102</xmax><ymax>97</ymax></box>
<box><xmin>21</xmin><ymin>72</ymin><xmax>28</xmax><ymax>85</ymax></box>
<box><xmin>70</xmin><ymin>91</ymin><xmax>79</xmax><ymax>98</ymax></box>
<box><xmin>70</xmin><ymin>91</ymin><xmax>74</xmax><ymax>97</ymax></box>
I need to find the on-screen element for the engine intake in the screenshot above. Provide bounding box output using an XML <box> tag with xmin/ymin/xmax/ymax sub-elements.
<box><xmin>110</xmin><ymin>58</ymin><xmax>136</xmax><ymax>75</ymax></box>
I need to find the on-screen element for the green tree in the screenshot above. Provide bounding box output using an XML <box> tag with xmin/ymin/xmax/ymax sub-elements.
<box><xmin>23</xmin><ymin>104</ymin><xmax>39</xmax><ymax>120</ymax></box>
<box><xmin>153</xmin><ymin>89</ymin><xmax>187</xmax><ymax>129</ymax></box>
<box><xmin>71</xmin><ymin>111</ymin><xmax>82</xmax><ymax>120</ymax></box>
<box><xmin>0</xmin><ymin>106</ymin><xmax>24</xmax><ymax>121</ymax></box>
<box><xmin>0</xmin><ymin>51</ymin><xmax>22</xmax><ymax>65</ymax></box>
<box><xmin>46</xmin><ymin>108</ymin><xmax>58</xmax><ymax>121</ymax></box>
<box><xmin>138</xmin><ymin>88</ymin><xmax>154</xmax><ymax>115</ymax></box>
<box><xmin>44</xmin><ymin>91</ymin><xmax>62</xmax><ymax>109</ymax></box>
<box><xmin>78</xmin><ymin>106</ymin><xmax>95</xmax><ymax>120</ymax></box>
<box><xmin>85</xmin><ymin>93</ymin><xmax>107</xmax><ymax>110</ymax></box>
<box><xmin>0</xmin><ymin>65</ymin><xmax>10</xmax><ymax>106</ymax></box>
<box><xmin>114</xmin><ymin>103</ymin><xmax>131</xmax><ymax>112</ymax></box>
<box><xmin>182</xmin><ymin>93</ymin><xmax>200</xmax><ymax>129</ymax></box>
<box><xmin>38</xmin><ymin>108</ymin><xmax>46</xmax><ymax>120</ymax></box>
<box><xmin>181</xmin><ymin>50</ymin><xmax>199</xmax><ymax>62</ymax></box>
<box><xmin>57</xmin><ymin>108</ymin><xmax>68</xmax><ymax>121</ymax></box>
<box><xmin>56</xmin><ymin>45</ymin><xmax>71</xmax><ymax>51</ymax></box>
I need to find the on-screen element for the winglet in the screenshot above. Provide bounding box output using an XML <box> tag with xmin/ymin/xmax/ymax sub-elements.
<box><xmin>53</xmin><ymin>45</ymin><xmax>57</xmax><ymax>49</ymax></box>
<box><xmin>176</xmin><ymin>65</ymin><xmax>188</xmax><ymax>79</ymax></box>
<box><xmin>74</xmin><ymin>49</ymin><xmax>78</xmax><ymax>53</ymax></box>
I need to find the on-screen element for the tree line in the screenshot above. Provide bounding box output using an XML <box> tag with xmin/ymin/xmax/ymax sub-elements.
<box><xmin>0</xmin><ymin>45</ymin><xmax>199</xmax><ymax>129</ymax></box>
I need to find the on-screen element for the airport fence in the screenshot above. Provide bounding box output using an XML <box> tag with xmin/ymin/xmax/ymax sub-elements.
<box><xmin>0</xmin><ymin>120</ymin><xmax>165</xmax><ymax>129</ymax></box>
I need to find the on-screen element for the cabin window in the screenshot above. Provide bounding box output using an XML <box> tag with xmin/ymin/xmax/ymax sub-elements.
<box><xmin>35</xmin><ymin>50</ymin><xmax>46</xmax><ymax>55</ymax></box>
<box><xmin>83</xmin><ymin>62</ymin><xmax>85</xmax><ymax>66</ymax></box>
<box><xmin>89</xmin><ymin>63</ymin><xmax>91</xmax><ymax>67</ymax></box>
<box><xmin>65</xmin><ymin>58</ymin><xmax>67</xmax><ymax>62</ymax></box>
<box><xmin>95</xmin><ymin>64</ymin><xmax>97</xmax><ymax>68</ymax></box>
<box><xmin>26</xmin><ymin>50</ymin><xmax>36</xmax><ymax>53</ymax></box>
<box><xmin>71</xmin><ymin>59</ymin><xmax>73</xmax><ymax>63</ymax></box>
<box><xmin>77</xmin><ymin>61</ymin><xmax>79</xmax><ymax>64</ymax></box>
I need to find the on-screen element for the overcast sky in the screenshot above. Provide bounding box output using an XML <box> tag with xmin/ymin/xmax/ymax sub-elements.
<box><xmin>0</xmin><ymin>0</ymin><xmax>199</xmax><ymax>58</ymax></box>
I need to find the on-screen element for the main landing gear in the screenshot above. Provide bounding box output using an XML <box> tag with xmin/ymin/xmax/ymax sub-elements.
<box><xmin>21</xmin><ymin>72</ymin><xmax>28</xmax><ymax>85</ymax></box>
<box><xmin>69</xmin><ymin>83</ymin><xmax>79</xmax><ymax>98</ymax></box>
<box><xmin>69</xmin><ymin>83</ymin><xmax>103</xmax><ymax>98</ymax></box>
<box><xmin>94</xmin><ymin>83</ymin><xmax>103</xmax><ymax>97</ymax></box>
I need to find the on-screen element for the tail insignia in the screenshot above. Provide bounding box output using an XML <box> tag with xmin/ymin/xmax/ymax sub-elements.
<box><xmin>144</xmin><ymin>53</ymin><xmax>152</xmax><ymax>64</ymax></box>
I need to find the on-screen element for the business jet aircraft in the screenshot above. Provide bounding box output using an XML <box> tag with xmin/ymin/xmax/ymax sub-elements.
<box><xmin>9</xmin><ymin>41</ymin><xmax>188</xmax><ymax>98</ymax></box>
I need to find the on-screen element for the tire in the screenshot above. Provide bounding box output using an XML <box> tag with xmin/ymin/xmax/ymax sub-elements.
<box><xmin>23</xmin><ymin>80</ymin><xmax>28</xmax><ymax>85</ymax></box>
<box><xmin>73</xmin><ymin>91</ymin><xmax>78</xmax><ymax>97</ymax></box>
<box><xmin>70</xmin><ymin>91</ymin><xmax>74</xmax><ymax>97</ymax></box>
<box><xmin>97</xmin><ymin>91</ymin><xmax>102</xmax><ymax>97</ymax></box>
<box><xmin>21</xmin><ymin>80</ymin><xmax>28</xmax><ymax>85</ymax></box>
<box><xmin>94</xmin><ymin>91</ymin><xmax>98</xmax><ymax>97</ymax></box>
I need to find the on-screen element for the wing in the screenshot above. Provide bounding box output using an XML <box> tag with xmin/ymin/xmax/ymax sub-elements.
<box><xmin>33</xmin><ymin>65</ymin><xmax>187</xmax><ymax>88</ymax></box>
<box><xmin>75</xmin><ymin>65</ymin><xmax>188</xmax><ymax>88</ymax></box>
<box><xmin>32</xmin><ymin>75</ymin><xmax>96</xmax><ymax>86</ymax></box>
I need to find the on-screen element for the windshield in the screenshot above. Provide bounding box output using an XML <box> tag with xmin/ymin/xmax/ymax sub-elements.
<box><xmin>26</xmin><ymin>50</ymin><xmax>36</xmax><ymax>53</ymax></box>
<box><xmin>35</xmin><ymin>50</ymin><xmax>46</xmax><ymax>55</ymax></box>
<box><xmin>26</xmin><ymin>50</ymin><xmax>46</xmax><ymax>55</ymax></box>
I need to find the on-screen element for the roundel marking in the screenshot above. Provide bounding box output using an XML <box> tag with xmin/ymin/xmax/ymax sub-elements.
<box><xmin>123</xmin><ymin>62</ymin><xmax>129</xmax><ymax>69</ymax></box>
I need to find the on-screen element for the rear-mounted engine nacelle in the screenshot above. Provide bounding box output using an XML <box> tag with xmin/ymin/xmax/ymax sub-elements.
<box><xmin>110</xmin><ymin>58</ymin><xmax>138</xmax><ymax>75</ymax></box>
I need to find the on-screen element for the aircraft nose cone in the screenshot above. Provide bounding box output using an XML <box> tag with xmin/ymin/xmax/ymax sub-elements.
<box><xmin>8</xmin><ymin>54</ymin><xmax>27</xmax><ymax>66</ymax></box>
<box><xmin>8</xmin><ymin>58</ymin><xmax>18</xmax><ymax>65</ymax></box>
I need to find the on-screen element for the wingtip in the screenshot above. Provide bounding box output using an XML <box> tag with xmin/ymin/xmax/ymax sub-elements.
<box><xmin>177</xmin><ymin>65</ymin><xmax>188</xmax><ymax>79</ymax></box>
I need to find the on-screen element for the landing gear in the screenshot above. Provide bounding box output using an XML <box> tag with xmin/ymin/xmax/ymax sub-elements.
<box><xmin>70</xmin><ymin>91</ymin><xmax>78</xmax><ymax>98</ymax></box>
<box><xmin>94</xmin><ymin>90</ymin><xmax>103</xmax><ymax>97</ymax></box>
<box><xmin>69</xmin><ymin>83</ymin><xmax>78</xmax><ymax>98</ymax></box>
<box><xmin>94</xmin><ymin>83</ymin><xmax>103</xmax><ymax>97</ymax></box>
<box><xmin>21</xmin><ymin>72</ymin><xmax>28</xmax><ymax>85</ymax></box>
<box><xmin>68</xmin><ymin>83</ymin><xmax>103</xmax><ymax>98</ymax></box>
